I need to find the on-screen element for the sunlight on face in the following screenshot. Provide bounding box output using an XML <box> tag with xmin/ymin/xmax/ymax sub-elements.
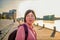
<box><xmin>26</xmin><ymin>12</ymin><xmax>35</xmax><ymax>25</ymax></box>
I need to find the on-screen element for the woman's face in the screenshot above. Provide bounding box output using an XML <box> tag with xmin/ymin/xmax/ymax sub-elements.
<box><xmin>26</xmin><ymin>12</ymin><xmax>35</xmax><ymax>25</ymax></box>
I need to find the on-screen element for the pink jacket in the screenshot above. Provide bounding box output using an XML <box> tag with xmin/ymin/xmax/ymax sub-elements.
<box><xmin>15</xmin><ymin>24</ymin><xmax>37</xmax><ymax>40</ymax></box>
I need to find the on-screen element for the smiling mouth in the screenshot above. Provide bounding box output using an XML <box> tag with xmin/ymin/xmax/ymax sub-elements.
<box><xmin>29</xmin><ymin>20</ymin><xmax>32</xmax><ymax>22</ymax></box>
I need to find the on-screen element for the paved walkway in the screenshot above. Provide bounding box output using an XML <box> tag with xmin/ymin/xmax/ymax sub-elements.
<box><xmin>0</xmin><ymin>19</ymin><xmax>13</xmax><ymax>29</ymax></box>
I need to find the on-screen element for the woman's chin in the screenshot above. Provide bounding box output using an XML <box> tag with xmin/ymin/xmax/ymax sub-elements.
<box><xmin>28</xmin><ymin>22</ymin><xmax>33</xmax><ymax>25</ymax></box>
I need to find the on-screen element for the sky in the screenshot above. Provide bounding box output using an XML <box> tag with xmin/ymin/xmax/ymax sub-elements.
<box><xmin>0</xmin><ymin>0</ymin><xmax>20</xmax><ymax>12</ymax></box>
<box><xmin>0</xmin><ymin>0</ymin><xmax>2</xmax><ymax>12</ymax></box>
<box><xmin>0</xmin><ymin>0</ymin><xmax>60</xmax><ymax>18</ymax></box>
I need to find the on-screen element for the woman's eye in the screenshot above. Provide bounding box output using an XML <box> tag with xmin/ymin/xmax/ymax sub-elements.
<box><xmin>31</xmin><ymin>15</ymin><xmax>34</xmax><ymax>17</ymax></box>
<box><xmin>27</xmin><ymin>15</ymin><xmax>34</xmax><ymax>17</ymax></box>
<box><xmin>26</xmin><ymin>15</ymin><xmax>29</xmax><ymax>17</ymax></box>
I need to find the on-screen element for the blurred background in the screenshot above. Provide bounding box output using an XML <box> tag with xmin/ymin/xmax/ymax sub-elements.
<box><xmin>0</xmin><ymin>0</ymin><xmax>60</xmax><ymax>40</ymax></box>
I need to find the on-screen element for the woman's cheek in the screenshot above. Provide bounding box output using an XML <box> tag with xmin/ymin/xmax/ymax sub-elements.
<box><xmin>26</xmin><ymin>17</ymin><xmax>35</xmax><ymax>24</ymax></box>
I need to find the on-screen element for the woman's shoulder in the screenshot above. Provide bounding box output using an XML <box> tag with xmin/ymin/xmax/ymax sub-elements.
<box><xmin>18</xmin><ymin>23</ymin><xmax>27</xmax><ymax>30</ymax></box>
<box><xmin>18</xmin><ymin>24</ymin><xmax>24</xmax><ymax>30</ymax></box>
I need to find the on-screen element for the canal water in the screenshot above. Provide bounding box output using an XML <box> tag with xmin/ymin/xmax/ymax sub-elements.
<box><xmin>34</xmin><ymin>20</ymin><xmax>60</xmax><ymax>32</ymax></box>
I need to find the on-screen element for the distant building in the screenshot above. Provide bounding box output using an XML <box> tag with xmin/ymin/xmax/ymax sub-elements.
<box><xmin>1</xmin><ymin>9</ymin><xmax>16</xmax><ymax>20</ymax></box>
<box><xmin>9</xmin><ymin>9</ymin><xmax>16</xmax><ymax>19</ymax></box>
<box><xmin>2</xmin><ymin>12</ymin><xmax>9</xmax><ymax>19</ymax></box>
<box><xmin>43</xmin><ymin>15</ymin><xmax>55</xmax><ymax>20</ymax></box>
<box><xmin>9</xmin><ymin>9</ymin><xmax>16</xmax><ymax>22</ymax></box>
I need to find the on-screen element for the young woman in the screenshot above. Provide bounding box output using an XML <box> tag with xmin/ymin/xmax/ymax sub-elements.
<box><xmin>15</xmin><ymin>9</ymin><xmax>37</xmax><ymax>40</ymax></box>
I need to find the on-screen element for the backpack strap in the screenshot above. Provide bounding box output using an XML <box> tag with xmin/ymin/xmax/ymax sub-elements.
<box><xmin>23</xmin><ymin>24</ymin><xmax>28</xmax><ymax>40</ymax></box>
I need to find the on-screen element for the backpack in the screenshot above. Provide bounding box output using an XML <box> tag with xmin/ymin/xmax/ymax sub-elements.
<box><xmin>8</xmin><ymin>24</ymin><xmax>28</xmax><ymax>40</ymax></box>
